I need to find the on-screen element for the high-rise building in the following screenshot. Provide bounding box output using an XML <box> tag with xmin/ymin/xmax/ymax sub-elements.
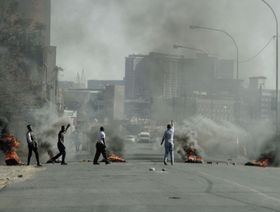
<box><xmin>124</xmin><ymin>52</ymin><xmax>235</xmax><ymax>120</ymax></box>
<box><xmin>104</xmin><ymin>85</ymin><xmax>125</xmax><ymax>120</ymax></box>
<box><xmin>124</xmin><ymin>54</ymin><xmax>145</xmax><ymax>99</ymax></box>
<box><xmin>125</xmin><ymin>52</ymin><xmax>184</xmax><ymax>100</ymax></box>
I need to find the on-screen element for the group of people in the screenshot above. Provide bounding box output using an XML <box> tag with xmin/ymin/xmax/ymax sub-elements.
<box><xmin>26</xmin><ymin>120</ymin><xmax>175</xmax><ymax>166</ymax></box>
<box><xmin>26</xmin><ymin>124</ymin><xmax>111</xmax><ymax>166</ymax></box>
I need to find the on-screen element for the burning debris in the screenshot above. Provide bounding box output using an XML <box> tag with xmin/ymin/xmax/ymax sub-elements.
<box><xmin>245</xmin><ymin>135</ymin><xmax>279</xmax><ymax>168</ymax></box>
<box><xmin>185</xmin><ymin>143</ymin><xmax>203</xmax><ymax>163</ymax></box>
<box><xmin>175</xmin><ymin>132</ymin><xmax>204</xmax><ymax>163</ymax></box>
<box><xmin>107</xmin><ymin>151</ymin><xmax>126</xmax><ymax>162</ymax></box>
<box><xmin>245</xmin><ymin>157</ymin><xmax>270</xmax><ymax>167</ymax></box>
<box><xmin>87</xmin><ymin>125</ymin><xmax>126</xmax><ymax>162</ymax></box>
<box><xmin>0</xmin><ymin>118</ymin><xmax>23</xmax><ymax>165</ymax></box>
<box><xmin>0</xmin><ymin>131</ymin><xmax>23</xmax><ymax>166</ymax></box>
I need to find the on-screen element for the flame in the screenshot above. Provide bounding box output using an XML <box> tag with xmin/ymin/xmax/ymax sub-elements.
<box><xmin>1</xmin><ymin>133</ymin><xmax>22</xmax><ymax>164</ymax></box>
<box><xmin>246</xmin><ymin>159</ymin><xmax>269</xmax><ymax>167</ymax></box>
<box><xmin>255</xmin><ymin>159</ymin><xmax>269</xmax><ymax>167</ymax></box>
<box><xmin>108</xmin><ymin>152</ymin><xmax>126</xmax><ymax>162</ymax></box>
<box><xmin>245</xmin><ymin>153</ymin><xmax>273</xmax><ymax>168</ymax></box>
<box><xmin>1</xmin><ymin>133</ymin><xmax>22</xmax><ymax>165</ymax></box>
<box><xmin>186</xmin><ymin>146</ymin><xmax>203</xmax><ymax>163</ymax></box>
<box><xmin>5</xmin><ymin>150</ymin><xmax>20</xmax><ymax>161</ymax></box>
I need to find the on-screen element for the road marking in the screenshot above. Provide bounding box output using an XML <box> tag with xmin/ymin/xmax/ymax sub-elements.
<box><xmin>198</xmin><ymin>171</ymin><xmax>280</xmax><ymax>204</ymax></box>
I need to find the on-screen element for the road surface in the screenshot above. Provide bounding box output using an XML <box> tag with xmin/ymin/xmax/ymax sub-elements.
<box><xmin>0</xmin><ymin>143</ymin><xmax>280</xmax><ymax>212</ymax></box>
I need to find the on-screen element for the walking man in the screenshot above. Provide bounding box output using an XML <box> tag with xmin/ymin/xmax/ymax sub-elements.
<box><xmin>161</xmin><ymin>120</ymin><xmax>175</xmax><ymax>165</ymax></box>
<box><xmin>50</xmin><ymin>124</ymin><xmax>70</xmax><ymax>165</ymax></box>
<box><xmin>93</xmin><ymin>126</ymin><xmax>110</xmax><ymax>165</ymax></box>
<box><xmin>26</xmin><ymin>125</ymin><xmax>41</xmax><ymax>166</ymax></box>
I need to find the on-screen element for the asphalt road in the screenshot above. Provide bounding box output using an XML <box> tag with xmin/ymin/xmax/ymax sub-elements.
<box><xmin>1</xmin><ymin>143</ymin><xmax>280</xmax><ymax>212</ymax></box>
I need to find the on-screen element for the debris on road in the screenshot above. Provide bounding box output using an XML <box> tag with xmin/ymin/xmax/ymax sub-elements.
<box><xmin>0</xmin><ymin>166</ymin><xmax>44</xmax><ymax>190</ymax></box>
<box><xmin>107</xmin><ymin>151</ymin><xmax>126</xmax><ymax>162</ymax></box>
<box><xmin>0</xmin><ymin>131</ymin><xmax>23</xmax><ymax>166</ymax></box>
<box><xmin>185</xmin><ymin>144</ymin><xmax>203</xmax><ymax>163</ymax></box>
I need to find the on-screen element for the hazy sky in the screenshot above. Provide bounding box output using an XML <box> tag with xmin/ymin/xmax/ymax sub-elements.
<box><xmin>51</xmin><ymin>0</ymin><xmax>280</xmax><ymax>88</ymax></box>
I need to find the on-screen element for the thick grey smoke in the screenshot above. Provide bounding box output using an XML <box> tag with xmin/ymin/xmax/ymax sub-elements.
<box><xmin>52</xmin><ymin>0</ymin><xmax>280</xmax><ymax>88</ymax></box>
<box><xmin>21</xmin><ymin>106</ymin><xmax>75</xmax><ymax>162</ymax></box>
<box><xmin>86</xmin><ymin>123</ymin><xmax>125</xmax><ymax>156</ymax></box>
<box><xmin>174</xmin><ymin>116</ymin><xmax>275</xmax><ymax>162</ymax></box>
<box><xmin>0</xmin><ymin>1</ymin><xmax>51</xmax><ymax>139</ymax></box>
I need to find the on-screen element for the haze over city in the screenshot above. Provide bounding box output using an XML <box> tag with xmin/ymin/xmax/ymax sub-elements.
<box><xmin>1</xmin><ymin>1</ymin><xmax>280</xmax><ymax>211</ymax></box>
<box><xmin>52</xmin><ymin>0</ymin><xmax>280</xmax><ymax>88</ymax></box>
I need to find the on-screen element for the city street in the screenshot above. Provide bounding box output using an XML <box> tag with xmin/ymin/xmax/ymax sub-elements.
<box><xmin>2</xmin><ymin>1</ymin><xmax>280</xmax><ymax>212</ymax></box>
<box><xmin>1</xmin><ymin>143</ymin><xmax>280</xmax><ymax>212</ymax></box>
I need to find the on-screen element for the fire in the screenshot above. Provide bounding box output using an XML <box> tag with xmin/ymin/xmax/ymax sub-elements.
<box><xmin>245</xmin><ymin>153</ymin><xmax>274</xmax><ymax>167</ymax></box>
<box><xmin>246</xmin><ymin>159</ymin><xmax>269</xmax><ymax>167</ymax></box>
<box><xmin>245</xmin><ymin>156</ymin><xmax>272</xmax><ymax>167</ymax></box>
<box><xmin>1</xmin><ymin>133</ymin><xmax>23</xmax><ymax>165</ymax></box>
<box><xmin>185</xmin><ymin>145</ymin><xmax>203</xmax><ymax>163</ymax></box>
<box><xmin>107</xmin><ymin>151</ymin><xmax>126</xmax><ymax>162</ymax></box>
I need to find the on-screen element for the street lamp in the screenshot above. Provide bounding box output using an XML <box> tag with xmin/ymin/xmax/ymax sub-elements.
<box><xmin>261</xmin><ymin>0</ymin><xmax>279</xmax><ymax>134</ymax></box>
<box><xmin>173</xmin><ymin>44</ymin><xmax>208</xmax><ymax>54</ymax></box>
<box><xmin>190</xmin><ymin>25</ymin><xmax>240</xmax><ymax>124</ymax></box>
<box><xmin>189</xmin><ymin>25</ymin><xmax>239</xmax><ymax>80</ymax></box>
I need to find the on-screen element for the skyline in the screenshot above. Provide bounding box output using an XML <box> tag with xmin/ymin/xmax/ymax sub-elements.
<box><xmin>51</xmin><ymin>0</ymin><xmax>280</xmax><ymax>88</ymax></box>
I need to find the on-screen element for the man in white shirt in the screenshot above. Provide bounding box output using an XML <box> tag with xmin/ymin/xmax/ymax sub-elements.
<box><xmin>26</xmin><ymin>125</ymin><xmax>41</xmax><ymax>166</ymax></box>
<box><xmin>161</xmin><ymin>120</ymin><xmax>175</xmax><ymax>165</ymax></box>
<box><xmin>93</xmin><ymin>126</ymin><xmax>110</xmax><ymax>165</ymax></box>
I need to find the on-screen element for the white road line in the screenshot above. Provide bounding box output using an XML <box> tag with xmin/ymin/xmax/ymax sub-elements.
<box><xmin>198</xmin><ymin>171</ymin><xmax>280</xmax><ymax>204</ymax></box>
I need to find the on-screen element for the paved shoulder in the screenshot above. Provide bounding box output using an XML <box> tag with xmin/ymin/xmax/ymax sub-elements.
<box><xmin>0</xmin><ymin>166</ymin><xmax>45</xmax><ymax>190</ymax></box>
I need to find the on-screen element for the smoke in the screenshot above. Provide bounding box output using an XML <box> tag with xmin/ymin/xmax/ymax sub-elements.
<box><xmin>173</xmin><ymin>116</ymin><xmax>276</xmax><ymax>162</ymax></box>
<box><xmin>0</xmin><ymin>117</ymin><xmax>9</xmax><ymax>135</ymax></box>
<box><xmin>28</xmin><ymin>106</ymin><xmax>73</xmax><ymax>160</ymax></box>
<box><xmin>86</xmin><ymin>122</ymin><xmax>126</xmax><ymax>156</ymax></box>
<box><xmin>0</xmin><ymin>1</ymin><xmax>52</xmax><ymax>140</ymax></box>
<box><xmin>245</xmin><ymin>123</ymin><xmax>280</xmax><ymax>166</ymax></box>
<box><xmin>0</xmin><ymin>117</ymin><xmax>12</xmax><ymax>155</ymax></box>
<box><xmin>52</xmin><ymin>0</ymin><xmax>280</xmax><ymax>88</ymax></box>
<box><xmin>0</xmin><ymin>136</ymin><xmax>11</xmax><ymax>154</ymax></box>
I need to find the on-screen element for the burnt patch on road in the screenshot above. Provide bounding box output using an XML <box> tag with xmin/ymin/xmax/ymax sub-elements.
<box><xmin>168</xmin><ymin>196</ymin><xmax>181</xmax><ymax>200</ymax></box>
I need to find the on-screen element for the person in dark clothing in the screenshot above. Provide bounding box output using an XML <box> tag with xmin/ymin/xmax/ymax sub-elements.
<box><xmin>93</xmin><ymin>126</ymin><xmax>110</xmax><ymax>165</ymax></box>
<box><xmin>26</xmin><ymin>125</ymin><xmax>41</xmax><ymax>166</ymax></box>
<box><xmin>50</xmin><ymin>124</ymin><xmax>70</xmax><ymax>165</ymax></box>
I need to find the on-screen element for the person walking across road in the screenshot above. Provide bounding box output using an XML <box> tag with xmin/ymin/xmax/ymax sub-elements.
<box><xmin>93</xmin><ymin>126</ymin><xmax>110</xmax><ymax>165</ymax></box>
<box><xmin>161</xmin><ymin>120</ymin><xmax>175</xmax><ymax>165</ymax></box>
<box><xmin>26</xmin><ymin>125</ymin><xmax>41</xmax><ymax>166</ymax></box>
<box><xmin>50</xmin><ymin>124</ymin><xmax>70</xmax><ymax>165</ymax></box>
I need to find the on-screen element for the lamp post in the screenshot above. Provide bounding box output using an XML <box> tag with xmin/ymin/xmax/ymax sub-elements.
<box><xmin>173</xmin><ymin>44</ymin><xmax>208</xmax><ymax>54</ymax></box>
<box><xmin>261</xmin><ymin>0</ymin><xmax>279</xmax><ymax>135</ymax></box>
<box><xmin>190</xmin><ymin>25</ymin><xmax>240</xmax><ymax>123</ymax></box>
<box><xmin>189</xmin><ymin>25</ymin><xmax>239</xmax><ymax>80</ymax></box>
